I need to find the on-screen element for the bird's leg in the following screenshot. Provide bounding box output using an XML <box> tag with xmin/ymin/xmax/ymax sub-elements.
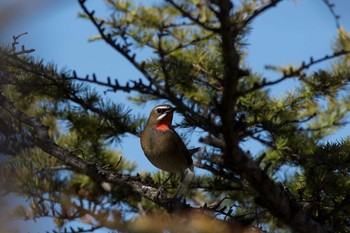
<box><xmin>174</xmin><ymin>167</ymin><xmax>194</xmax><ymax>201</ymax></box>
<box><xmin>168</xmin><ymin>168</ymin><xmax>194</xmax><ymax>211</ymax></box>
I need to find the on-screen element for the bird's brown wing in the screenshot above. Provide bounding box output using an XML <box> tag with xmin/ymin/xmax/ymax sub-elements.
<box><xmin>170</xmin><ymin>128</ymin><xmax>193</xmax><ymax>167</ymax></box>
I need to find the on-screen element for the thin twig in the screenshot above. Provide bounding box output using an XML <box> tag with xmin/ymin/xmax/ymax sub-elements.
<box><xmin>242</xmin><ymin>0</ymin><xmax>283</xmax><ymax>28</ymax></box>
<box><xmin>240</xmin><ymin>49</ymin><xmax>350</xmax><ymax>96</ymax></box>
<box><xmin>165</xmin><ymin>0</ymin><xmax>219</xmax><ymax>32</ymax></box>
<box><xmin>322</xmin><ymin>0</ymin><xmax>340</xmax><ymax>28</ymax></box>
<box><xmin>78</xmin><ymin>0</ymin><xmax>163</xmax><ymax>92</ymax></box>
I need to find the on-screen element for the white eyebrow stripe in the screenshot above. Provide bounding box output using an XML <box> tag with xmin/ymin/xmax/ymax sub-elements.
<box><xmin>155</xmin><ymin>105</ymin><xmax>171</xmax><ymax>110</ymax></box>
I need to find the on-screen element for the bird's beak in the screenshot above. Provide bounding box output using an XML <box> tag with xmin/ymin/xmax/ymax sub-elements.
<box><xmin>165</xmin><ymin>107</ymin><xmax>176</xmax><ymax>115</ymax></box>
<box><xmin>165</xmin><ymin>107</ymin><xmax>176</xmax><ymax>114</ymax></box>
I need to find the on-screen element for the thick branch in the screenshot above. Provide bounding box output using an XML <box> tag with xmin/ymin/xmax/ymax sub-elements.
<box><xmin>215</xmin><ymin>0</ymin><xmax>241</xmax><ymax>159</ymax></box>
<box><xmin>224</xmin><ymin>146</ymin><xmax>331</xmax><ymax>233</ymax></box>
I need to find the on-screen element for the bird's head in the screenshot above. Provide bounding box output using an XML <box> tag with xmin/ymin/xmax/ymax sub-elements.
<box><xmin>146</xmin><ymin>104</ymin><xmax>176</xmax><ymax>131</ymax></box>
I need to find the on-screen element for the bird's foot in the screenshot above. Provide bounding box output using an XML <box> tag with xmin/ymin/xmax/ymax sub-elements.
<box><xmin>168</xmin><ymin>196</ymin><xmax>187</xmax><ymax>213</ymax></box>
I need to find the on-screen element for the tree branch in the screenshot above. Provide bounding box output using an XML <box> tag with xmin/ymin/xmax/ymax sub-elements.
<box><xmin>165</xmin><ymin>0</ymin><xmax>219</xmax><ymax>32</ymax></box>
<box><xmin>240</xmin><ymin>49</ymin><xmax>350</xmax><ymax>96</ymax></box>
<box><xmin>10</xmin><ymin>32</ymin><xmax>36</xmax><ymax>56</ymax></box>
<box><xmin>66</xmin><ymin>72</ymin><xmax>160</xmax><ymax>97</ymax></box>
<box><xmin>78</xmin><ymin>0</ymin><xmax>162</xmax><ymax>92</ymax></box>
<box><xmin>216</xmin><ymin>0</ymin><xmax>241</xmax><ymax>156</ymax></box>
<box><xmin>224</xmin><ymin>146</ymin><xmax>331</xmax><ymax>233</ymax></box>
<box><xmin>241</xmin><ymin>0</ymin><xmax>283</xmax><ymax>28</ymax></box>
<box><xmin>322</xmin><ymin>0</ymin><xmax>340</xmax><ymax>28</ymax></box>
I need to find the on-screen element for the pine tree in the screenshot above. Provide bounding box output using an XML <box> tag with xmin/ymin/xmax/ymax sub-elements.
<box><xmin>1</xmin><ymin>1</ymin><xmax>350</xmax><ymax>232</ymax></box>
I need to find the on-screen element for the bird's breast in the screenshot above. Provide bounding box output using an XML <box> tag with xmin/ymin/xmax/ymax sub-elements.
<box><xmin>140</xmin><ymin>129</ymin><xmax>190</xmax><ymax>173</ymax></box>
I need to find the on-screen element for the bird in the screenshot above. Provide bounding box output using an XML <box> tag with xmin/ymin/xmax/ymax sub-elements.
<box><xmin>140</xmin><ymin>104</ymin><xmax>198</xmax><ymax>200</ymax></box>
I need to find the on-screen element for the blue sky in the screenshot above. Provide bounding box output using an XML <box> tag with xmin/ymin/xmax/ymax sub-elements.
<box><xmin>2</xmin><ymin>0</ymin><xmax>350</xmax><ymax>232</ymax></box>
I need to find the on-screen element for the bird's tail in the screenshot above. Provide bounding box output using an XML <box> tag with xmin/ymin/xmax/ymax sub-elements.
<box><xmin>174</xmin><ymin>167</ymin><xmax>194</xmax><ymax>199</ymax></box>
<box><xmin>188</xmin><ymin>147</ymin><xmax>206</xmax><ymax>156</ymax></box>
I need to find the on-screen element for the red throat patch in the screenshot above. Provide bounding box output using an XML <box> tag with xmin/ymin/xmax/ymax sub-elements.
<box><xmin>156</xmin><ymin>123</ymin><xmax>170</xmax><ymax>131</ymax></box>
<box><xmin>155</xmin><ymin>113</ymin><xmax>172</xmax><ymax>131</ymax></box>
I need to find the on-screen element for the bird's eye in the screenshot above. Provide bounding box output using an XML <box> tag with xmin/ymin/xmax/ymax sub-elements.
<box><xmin>156</xmin><ymin>108</ymin><xmax>162</xmax><ymax>113</ymax></box>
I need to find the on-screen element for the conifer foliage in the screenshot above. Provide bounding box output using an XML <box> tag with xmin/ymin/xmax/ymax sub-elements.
<box><xmin>1</xmin><ymin>1</ymin><xmax>350</xmax><ymax>232</ymax></box>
